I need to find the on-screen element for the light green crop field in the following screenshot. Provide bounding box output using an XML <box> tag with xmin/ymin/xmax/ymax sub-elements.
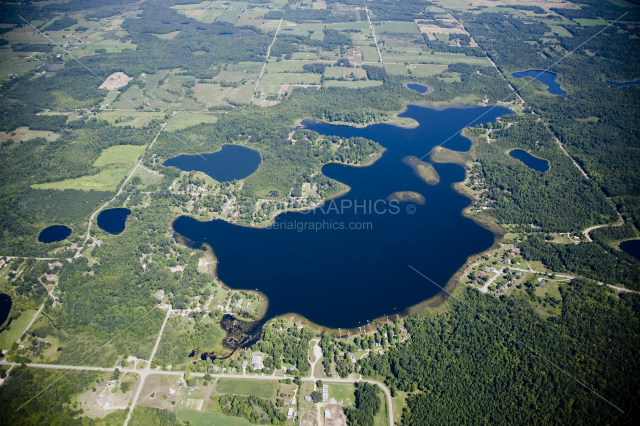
<box><xmin>97</xmin><ymin>111</ymin><xmax>164</xmax><ymax>128</ymax></box>
<box><xmin>112</xmin><ymin>85</ymin><xmax>148</xmax><ymax>109</ymax></box>
<box><xmin>229</xmin><ymin>62</ymin><xmax>265</xmax><ymax>73</ymax></box>
<box><xmin>574</xmin><ymin>19</ymin><xmax>609</xmax><ymax>26</ymax></box>
<box><xmin>382</xmin><ymin>49</ymin><xmax>490</xmax><ymax>65</ymax></box>
<box><xmin>266</xmin><ymin>61</ymin><xmax>307</xmax><ymax>72</ymax></box>
<box><xmin>215</xmin><ymin>378</ymin><xmax>276</xmax><ymax>399</ymax></box>
<box><xmin>290</xmin><ymin>51</ymin><xmax>318</xmax><ymax>60</ymax></box>
<box><xmin>324</xmin><ymin>66</ymin><xmax>344</xmax><ymax>79</ymax></box>
<box><xmin>170</xmin><ymin>1</ymin><xmax>210</xmax><ymax>10</ymax></box>
<box><xmin>435</xmin><ymin>33</ymin><xmax>449</xmax><ymax>42</ymax></box>
<box><xmin>0</xmin><ymin>309</ymin><xmax>37</xmax><ymax>350</ymax></box>
<box><xmin>177</xmin><ymin>410</ymin><xmax>255</xmax><ymax>426</ymax></box>
<box><xmin>217</xmin><ymin>10</ymin><xmax>242</xmax><ymax>24</ymax></box>
<box><xmin>261</xmin><ymin>72</ymin><xmax>321</xmax><ymax>85</ymax></box>
<box><xmin>384</xmin><ymin>64</ymin><xmax>409</xmax><ymax>75</ymax></box>
<box><xmin>328</xmin><ymin>383</ymin><xmax>355</xmax><ymax>406</ymax></box>
<box><xmin>327</xmin><ymin>22</ymin><xmax>370</xmax><ymax>31</ymax></box>
<box><xmin>362</xmin><ymin>46</ymin><xmax>381</xmax><ymax>62</ymax></box>
<box><xmin>410</xmin><ymin>63</ymin><xmax>448</xmax><ymax>77</ymax></box>
<box><xmin>165</xmin><ymin>113</ymin><xmax>219</xmax><ymax>131</ymax></box>
<box><xmin>0</xmin><ymin>52</ymin><xmax>40</xmax><ymax>81</ymax></box>
<box><xmin>33</xmin><ymin>145</ymin><xmax>145</xmax><ymax>192</ymax></box>
<box><xmin>323</xmin><ymin>80</ymin><xmax>383</xmax><ymax>89</ymax></box>
<box><xmin>549</xmin><ymin>25</ymin><xmax>573</xmax><ymax>37</ymax></box>
<box><xmin>374</xmin><ymin>21</ymin><xmax>419</xmax><ymax>34</ymax></box>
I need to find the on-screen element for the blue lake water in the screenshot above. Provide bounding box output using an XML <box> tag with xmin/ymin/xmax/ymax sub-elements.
<box><xmin>407</xmin><ymin>83</ymin><xmax>430</xmax><ymax>94</ymax></box>
<box><xmin>511</xmin><ymin>70</ymin><xmax>567</xmax><ymax>95</ymax></box>
<box><xmin>605</xmin><ymin>79</ymin><xmax>640</xmax><ymax>87</ymax></box>
<box><xmin>38</xmin><ymin>225</ymin><xmax>72</xmax><ymax>243</ymax></box>
<box><xmin>164</xmin><ymin>144</ymin><xmax>262</xmax><ymax>182</ymax></box>
<box><xmin>509</xmin><ymin>149</ymin><xmax>549</xmax><ymax>172</ymax></box>
<box><xmin>172</xmin><ymin>104</ymin><xmax>513</xmax><ymax>328</ymax></box>
<box><xmin>97</xmin><ymin>208</ymin><xmax>132</xmax><ymax>235</ymax></box>
<box><xmin>620</xmin><ymin>240</ymin><xmax>640</xmax><ymax>261</ymax></box>
<box><xmin>0</xmin><ymin>293</ymin><xmax>11</xmax><ymax>326</ymax></box>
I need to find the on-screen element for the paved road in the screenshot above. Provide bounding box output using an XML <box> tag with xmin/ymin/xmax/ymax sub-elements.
<box><xmin>480</xmin><ymin>268</ymin><xmax>503</xmax><ymax>293</ymax></box>
<box><xmin>2</xmin><ymin>356</ymin><xmax>395</xmax><ymax>426</ymax></box>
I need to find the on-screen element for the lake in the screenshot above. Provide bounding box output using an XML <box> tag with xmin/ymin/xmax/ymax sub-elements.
<box><xmin>173</xmin><ymin>104</ymin><xmax>513</xmax><ymax>329</ymax></box>
<box><xmin>164</xmin><ymin>144</ymin><xmax>262</xmax><ymax>182</ymax></box>
<box><xmin>620</xmin><ymin>240</ymin><xmax>640</xmax><ymax>261</ymax></box>
<box><xmin>407</xmin><ymin>83</ymin><xmax>430</xmax><ymax>94</ymax></box>
<box><xmin>38</xmin><ymin>225</ymin><xmax>72</xmax><ymax>243</ymax></box>
<box><xmin>0</xmin><ymin>293</ymin><xmax>11</xmax><ymax>326</ymax></box>
<box><xmin>509</xmin><ymin>149</ymin><xmax>549</xmax><ymax>172</ymax></box>
<box><xmin>511</xmin><ymin>70</ymin><xmax>567</xmax><ymax>95</ymax></box>
<box><xmin>605</xmin><ymin>79</ymin><xmax>640</xmax><ymax>87</ymax></box>
<box><xmin>97</xmin><ymin>208</ymin><xmax>132</xmax><ymax>235</ymax></box>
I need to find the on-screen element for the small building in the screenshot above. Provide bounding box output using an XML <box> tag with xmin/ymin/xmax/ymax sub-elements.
<box><xmin>287</xmin><ymin>408</ymin><xmax>294</xmax><ymax>418</ymax></box>
<box><xmin>283</xmin><ymin>399</ymin><xmax>291</xmax><ymax>405</ymax></box>
<box><xmin>324</xmin><ymin>410</ymin><xmax>331</xmax><ymax>419</ymax></box>
<box><xmin>305</xmin><ymin>396</ymin><xmax>312</xmax><ymax>402</ymax></box>
<box><xmin>169</xmin><ymin>388</ymin><xmax>176</xmax><ymax>395</ymax></box>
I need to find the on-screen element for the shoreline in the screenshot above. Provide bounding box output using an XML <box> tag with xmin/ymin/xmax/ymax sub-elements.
<box><xmin>169</xmin><ymin>103</ymin><xmax>511</xmax><ymax>338</ymax></box>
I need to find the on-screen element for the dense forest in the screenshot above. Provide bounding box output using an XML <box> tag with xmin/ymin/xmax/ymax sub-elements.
<box><xmin>359</xmin><ymin>282</ymin><xmax>640</xmax><ymax>424</ymax></box>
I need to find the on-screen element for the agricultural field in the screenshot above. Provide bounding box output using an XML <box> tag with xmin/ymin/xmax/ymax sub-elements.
<box><xmin>373</xmin><ymin>21</ymin><xmax>420</xmax><ymax>34</ymax></box>
<box><xmin>165</xmin><ymin>113</ymin><xmax>219</xmax><ymax>132</ymax></box>
<box><xmin>97</xmin><ymin>111</ymin><xmax>164</xmax><ymax>128</ymax></box>
<box><xmin>32</xmin><ymin>145</ymin><xmax>145</xmax><ymax>192</ymax></box>
<box><xmin>323</xmin><ymin>80</ymin><xmax>383</xmax><ymax>89</ymax></box>
<box><xmin>177</xmin><ymin>410</ymin><xmax>255</xmax><ymax>426</ymax></box>
<box><xmin>214</xmin><ymin>378</ymin><xmax>276</xmax><ymax>399</ymax></box>
<box><xmin>1</xmin><ymin>127</ymin><xmax>60</xmax><ymax>143</ymax></box>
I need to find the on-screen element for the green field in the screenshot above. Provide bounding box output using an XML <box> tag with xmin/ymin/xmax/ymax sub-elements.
<box><xmin>98</xmin><ymin>111</ymin><xmax>164</xmax><ymax>128</ymax></box>
<box><xmin>33</xmin><ymin>145</ymin><xmax>145</xmax><ymax>192</ymax></box>
<box><xmin>324</xmin><ymin>66</ymin><xmax>344</xmax><ymax>79</ymax></box>
<box><xmin>215</xmin><ymin>379</ymin><xmax>276</xmax><ymax>399</ymax></box>
<box><xmin>217</xmin><ymin>10</ymin><xmax>241</xmax><ymax>24</ymax></box>
<box><xmin>165</xmin><ymin>113</ymin><xmax>219</xmax><ymax>131</ymax></box>
<box><xmin>328</xmin><ymin>383</ymin><xmax>355</xmax><ymax>406</ymax></box>
<box><xmin>260</xmin><ymin>73</ymin><xmax>321</xmax><ymax>85</ymax></box>
<box><xmin>374</xmin><ymin>21</ymin><xmax>419</xmax><ymax>34</ymax></box>
<box><xmin>574</xmin><ymin>19</ymin><xmax>609</xmax><ymax>26</ymax></box>
<box><xmin>177</xmin><ymin>410</ymin><xmax>255</xmax><ymax>426</ymax></box>
<box><xmin>549</xmin><ymin>25</ymin><xmax>572</xmax><ymax>38</ymax></box>
<box><xmin>0</xmin><ymin>308</ymin><xmax>37</xmax><ymax>350</ymax></box>
<box><xmin>362</xmin><ymin>46</ymin><xmax>381</xmax><ymax>62</ymax></box>
<box><xmin>323</xmin><ymin>80</ymin><xmax>383</xmax><ymax>89</ymax></box>
<box><xmin>382</xmin><ymin>49</ymin><xmax>490</xmax><ymax>65</ymax></box>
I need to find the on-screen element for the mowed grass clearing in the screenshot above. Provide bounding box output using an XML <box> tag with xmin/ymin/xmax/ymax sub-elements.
<box><xmin>214</xmin><ymin>378</ymin><xmax>276</xmax><ymax>399</ymax></box>
<box><xmin>33</xmin><ymin>145</ymin><xmax>145</xmax><ymax>192</ymax></box>
<box><xmin>177</xmin><ymin>410</ymin><xmax>255</xmax><ymax>426</ymax></box>
<box><xmin>328</xmin><ymin>383</ymin><xmax>355</xmax><ymax>406</ymax></box>
<box><xmin>0</xmin><ymin>309</ymin><xmax>37</xmax><ymax>350</ymax></box>
<box><xmin>260</xmin><ymin>73</ymin><xmax>321</xmax><ymax>85</ymax></box>
<box><xmin>165</xmin><ymin>113</ymin><xmax>219</xmax><ymax>131</ymax></box>
<box><xmin>374</xmin><ymin>21</ymin><xmax>419</xmax><ymax>34</ymax></box>
<box><xmin>549</xmin><ymin>25</ymin><xmax>572</xmax><ymax>37</ymax></box>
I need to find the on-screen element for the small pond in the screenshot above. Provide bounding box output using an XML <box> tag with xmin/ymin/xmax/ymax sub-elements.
<box><xmin>97</xmin><ymin>208</ymin><xmax>132</xmax><ymax>235</ymax></box>
<box><xmin>511</xmin><ymin>70</ymin><xmax>567</xmax><ymax>95</ymax></box>
<box><xmin>407</xmin><ymin>83</ymin><xmax>430</xmax><ymax>94</ymax></box>
<box><xmin>38</xmin><ymin>225</ymin><xmax>72</xmax><ymax>243</ymax></box>
<box><xmin>0</xmin><ymin>293</ymin><xmax>11</xmax><ymax>326</ymax></box>
<box><xmin>620</xmin><ymin>240</ymin><xmax>640</xmax><ymax>261</ymax></box>
<box><xmin>605</xmin><ymin>79</ymin><xmax>640</xmax><ymax>87</ymax></box>
<box><xmin>509</xmin><ymin>149</ymin><xmax>549</xmax><ymax>172</ymax></box>
<box><xmin>164</xmin><ymin>144</ymin><xmax>262</xmax><ymax>182</ymax></box>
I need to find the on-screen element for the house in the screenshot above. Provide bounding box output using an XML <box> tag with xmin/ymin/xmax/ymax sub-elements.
<box><xmin>324</xmin><ymin>410</ymin><xmax>331</xmax><ymax>419</ymax></box>
<box><xmin>305</xmin><ymin>396</ymin><xmax>312</xmax><ymax>402</ymax></box>
<box><xmin>250</xmin><ymin>354</ymin><xmax>264</xmax><ymax>370</ymax></box>
<box><xmin>287</xmin><ymin>408</ymin><xmax>294</xmax><ymax>418</ymax></box>
<box><xmin>284</xmin><ymin>399</ymin><xmax>291</xmax><ymax>405</ymax></box>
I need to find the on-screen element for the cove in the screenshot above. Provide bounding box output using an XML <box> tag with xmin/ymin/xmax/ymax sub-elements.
<box><xmin>407</xmin><ymin>83</ymin><xmax>429</xmax><ymax>94</ymax></box>
<box><xmin>38</xmin><ymin>225</ymin><xmax>72</xmax><ymax>243</ymax></box>
<box><xmin>173</xmin><ymin>104</ymin><xmax>513</xmax><ymax>329</ymax></box>
<box><xmin>164</xmin><ymin>144</ymin><xmax>261</xmax><ymax>182</ymax></box>
<box><xmin>509</xmin><ymin>149</ymin><xmax>549</xmax><ymax>172</ymax></box>
<box><xmin>620</xmin><ymin>240</ymin><xmax>640</xmax><ymax>261</ymax></box>
<box><xmin>97</xmin><ymin>208</ymin><xmax>132</xmax><ymax>235</ymax></box>
<box><xmin>0</xmin><ymin>293</ymin><xmax>11</xmax><ymax>326</ymax></box>
<box><xmin>511</xmin><ymin>70</ymin><xmax>567</xmax><ymax>95</ymax></box>
<box><xmin>606</xmin><ymin>79</ymin><xmax>640</xmax><ymax>87</ymax></box>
